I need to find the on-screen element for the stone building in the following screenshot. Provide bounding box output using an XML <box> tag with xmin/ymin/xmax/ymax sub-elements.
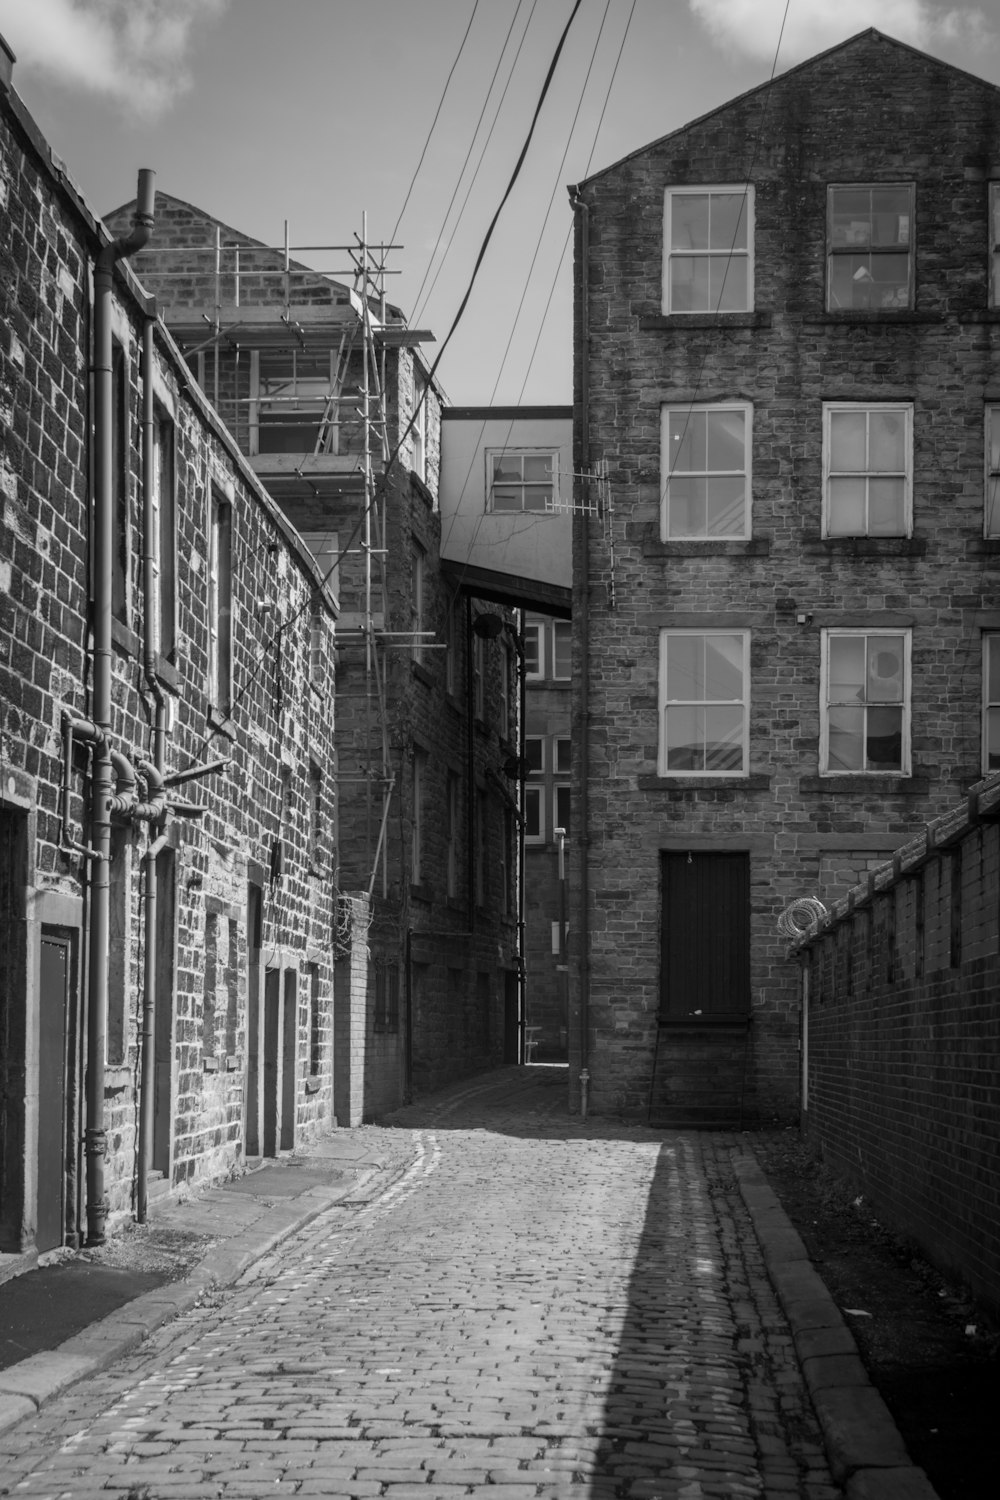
<box><xmin>101</xmin><ymin>195</ymin><xmax>523</xmax><ymax>1119</ymax></box>
<box><xmin>0</xmin><ymin>44</ymin><xmax>339</xmax><ymax>1256</ymax></box>
<box><xmin>438</xmin><ymin>407</ymin><xmax>573</xmax><ymax>1062</ymax></box>
<box><xmin>568</xmin><ymin>29</ymin><xmax>1000</xmax><ymax>1124</ymax></box>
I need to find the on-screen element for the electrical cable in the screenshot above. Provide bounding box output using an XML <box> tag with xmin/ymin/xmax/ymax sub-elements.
<box><xmin>390</xmin><ymin>0</ymin><xmax>484</xmax><ymax>249</ymax></box>
<box><xmin>440</xmin><ymin>0</ymin><xmax>634</xmax><ymax>576</ymax></box>
<box><xmin>409</xmin><ymin>0</ymin><xmax>533</xmax><ymax>328</ymax></box>
<box><xmin>183</xmin><ymin>0</ymin><xmax>586</xmax><ymax>769</ymax></box>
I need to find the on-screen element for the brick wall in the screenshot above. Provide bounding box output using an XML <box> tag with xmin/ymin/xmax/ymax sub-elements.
<box><xmin>799</xmin><ymin>777</ymin><xmax>1000</xmax><ymax>1316</ymax></box>
<box><xmin>571</xmin><ymin>30</ymin><xmax>1000</xmax><ymax>1122</ymax></box>
<box><xmin>0</xmin><ymin>83</ymin><xmax>339</xmax><ymax>1248</ymax></box>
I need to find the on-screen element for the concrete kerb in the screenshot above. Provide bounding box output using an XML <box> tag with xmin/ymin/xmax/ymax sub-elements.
<box><xmin>734</xmin><ymin>1150</ymin><xmax>942</xmax><ymax>1499</ymax></box>
<box><xmin>0</xmin><ymin>1148</ymin><xmax>418</xmax><ymax>1437</ymax></box>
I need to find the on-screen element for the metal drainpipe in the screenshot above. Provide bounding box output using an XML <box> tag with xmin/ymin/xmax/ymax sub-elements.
<box><xmin>569</xmin><ymin>186</ymin><xmax>591</xmax><ymax>1118</ymax></box>
<box><xmin>87</xmin><ymin>169</ymin><xmax>155</xmax><ymax>1245</ymax></box>
<box><xmin>137</xmin><ymin>310</ymin><xmax>167</xmax><ymax>1224</ymax></box>
<box><xmin>514</xmin><ymin>615</ymin><xmax>527</xmax><ymax>1063</ymax></box>
<box><xmin>466</xmin><ymin>595</ymin><xmax>475</xmax><ymax>922</ymax></box>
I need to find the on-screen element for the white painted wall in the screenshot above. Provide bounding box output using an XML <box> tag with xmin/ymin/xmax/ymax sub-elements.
<box><xmin>438</xmin><ymin>410</ymin><xmax>572</xmax><ymax>590</ymax></box>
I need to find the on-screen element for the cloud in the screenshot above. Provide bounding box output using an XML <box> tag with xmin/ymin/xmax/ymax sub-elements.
<box><xmin>689</xmin><ymin>0</ymin><xmax>991</xmax><ymax>68</ymax></box>
<box><xmin>0</xmin><ymin>0</ymin><xmax>228</xmax><ymax>117</ymax></box>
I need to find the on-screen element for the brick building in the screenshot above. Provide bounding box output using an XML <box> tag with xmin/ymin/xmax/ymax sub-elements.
<box><xmin>101</xmin><ymin>195</ymin><xmax>522</xmax><ymax>1119</ymax></box>
<box><xmin>568</xmin><ymin>29</ymin><xmax>1000</xmax><ymax>1124</ymax></box>
<box><xmin>0</xmin><ymin>44</ymin><xmax>340</xmax><ymax>1255</ymax></box>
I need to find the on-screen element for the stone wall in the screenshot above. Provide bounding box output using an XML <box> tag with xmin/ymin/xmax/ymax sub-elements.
<box><xmin>0</xmin><ymin>81</ymin><xmax>338</xmax><ymax>1249</ymax></box>
<box><xmin>797</xmin><ymin>776</ymin><xmax>1000</xmax><ymax>1316</ymax></box>
<box><xmin>571</xmin><ymin>30</ymin><xmax>1000</xmax><ymax>1121</ymax></box>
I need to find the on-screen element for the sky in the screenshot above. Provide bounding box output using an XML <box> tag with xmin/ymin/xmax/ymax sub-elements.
<box><xmin>1</xmin><ymin>0</ymin><xmax>998</xmax><ymax>406</ymax></box>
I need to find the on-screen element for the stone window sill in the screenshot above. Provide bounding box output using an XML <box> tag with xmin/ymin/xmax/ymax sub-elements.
<box><xmin>801</xmin><ymin>536</ymin><xmax>927</xmax><ymax>557</ymax></box>
<box><xmin>642</xmin><ymin>537</ymin><xmax>770</xmax><ymax>559</ymax></box>
<box><xmin>800</xmin><ymin>775</ymin><xmax>929</xmax><ymax>795</ymax></box>
<box><xmin>802</xmin><ymin>311</ymin><xmax>943</xmax><ymax>326</ymax></box>
<box><xmin>637</xmin><ymin>773</ymin><xmax>771</xmax><ymax>792</ymax></box>
<box><xmin>639</xmin><ymin>312</ymin><xmax>772</xmax><ymax>330</ymax></box>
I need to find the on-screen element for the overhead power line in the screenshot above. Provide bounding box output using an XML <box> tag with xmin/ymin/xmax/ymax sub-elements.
<box><xmin>390</xmin><ymin>0</ymin><xmax>483</xmax><ymax>248</ymax></box>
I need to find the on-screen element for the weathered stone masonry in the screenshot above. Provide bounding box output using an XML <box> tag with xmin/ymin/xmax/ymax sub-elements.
<box><xmin>570</xmin><ymin>30</ymin><xmax>1000</xmax><ymax>1122</ymax></box>
<box><xmin>103</xmin><ymin>193</ymin><xmax>521</xmax><ymax>1122</ymax></box>
<box><xmin>796</xmin><ymin>775</ymin><xmax>1000</xmax><ymax>1317</ymax></box>
<box><xmin>0</xmin><ymin>70</ymin><xmax>338</xmax><ymax>1252</ymax></box>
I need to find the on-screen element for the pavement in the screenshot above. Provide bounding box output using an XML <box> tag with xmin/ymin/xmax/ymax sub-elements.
<box><xmin>0</xmin><ymin>1067</ymin><xmax>940</xmax><ymax>1499</ymax></box>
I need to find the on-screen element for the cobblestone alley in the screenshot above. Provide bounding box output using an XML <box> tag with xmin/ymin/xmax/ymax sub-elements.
<box><xmin>0</xmin><ymin>1069</ymin><xmax>841</xmax><ymax>1499</ymax></box>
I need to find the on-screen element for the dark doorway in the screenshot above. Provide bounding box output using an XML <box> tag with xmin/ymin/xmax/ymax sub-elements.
<box><xmin>0</xmin><ymin>806</ymin><xmax>29</xmax><ymax>1252</ymax></box>
<box><xmin>152</xmin><ymin>848</ymin><xmax>175</xmax><ymax>1178</ymax></box>
<box><xmin>262</xmin><ymin>967</ymin><xmax>280</xmax><ymax>1158</ymax></box>
<box><xmin>503</xmin><ymin>970</ymin><xmax>519</xmax><ymax>1064</ymax></box>
<box><xmin>245</xmin><ymin>883</ymin><xmax>263</xmax><ymax>1157</ymax></box>
<box><xmin>280</xmin><ymin>968</ymin><xmax>297</xmax><ymax>1152</ymax></box>
<box><xmin>37</xmin><ymin>932</ymin><xmax>74</xmax><ymax>1252</ymax></box>
<box><xmin>659</xmin><ymin>852</ymin><xmax>751</xmax><ymax>1021</ymax></box>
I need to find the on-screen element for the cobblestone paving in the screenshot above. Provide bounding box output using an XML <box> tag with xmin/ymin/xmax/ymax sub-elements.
<box><xmin>0</xmin><ymin>1069</ymin><xmax>840</xmax><ymax>1498</ymax></box>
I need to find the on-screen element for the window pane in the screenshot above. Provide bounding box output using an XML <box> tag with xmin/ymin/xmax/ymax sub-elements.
<box><xmin>523</xmin><ymin>454</ymin><xmax>553</xmax><ymax>482</ymax></box>
<box><xmin>667</xmin><ymin>475</ymin><xmax>707</xmax><ymax>536</ymax></box>
<box><xmin>524</xmin><ymin>787</ymin><xmax>541</xmax><ymax>839</ymax></box>
<box><xmin>830</xmin><ymin>411</ymin><xmax>867</xmax><ymax>470</ymax></box>
<box><xmin>492</xmin><ymin>487</ymin><xmax>521</xmax><ymax>511</ymax></box>
<box><xmin>704</xmin><ymin>706</ymin><xmax>744</xmax><ymax>770</ymax></box>
<box><xmin>866</xmin><ymin>706</ymin><xmax>903</xmax><ymax>769</ymax></box>
<box><xmin>988</xmin><ymin>476</ymin><xmax>1000</xmax><ymax>537</ymax></box>
<box><xmin>711</xmin><ymin>256</ymin><xmax>748</xmax><ymax>312</ymax></box>
<box><xmin>523</xmin><ymin>486</ymin><xmax>551</xmax><ymax>511</ymax></box>
<box><xmin>525</xmin><ymin>738</ymin><xmax>543</xmax><ymax>773</ymax></box>
<box><xmin>555</xmin><ymin>784</ymin><xmax>571</xmax><ymax>832</ymax></box>
<box><xmin>555</xmin><ymin>739</ymin><xmax>572</xmax><ymax>773</ymax></box>
<box><xmin>827</xmin><ymin>476</ymin><xmax>866</xmax><ymax>535</ymax></box>
<box><xmin>670</xmin><ymin>410</ymin><xmax>705</xmax><ymax>472</ymax></box>
<box><xmin>871</xmin><ymin>187</ymin><xmax>911</xmax><ymax>244</ymax></box>
<box><xmin>553</xmin><ymin>623</ymin><xmax>571</xmax><ymax>678</ymax></box>
<box><xmin>710</xmin><ymin>193</ymin><xmax>748</xmax><ymax>251</ymax></box>
<box><xmin>704</xmin><ymin>634</ymin><xmax>743</xmax><ymax>700</ymax></box>
<box><xmin>987</xmin><ymin>706</ymin><xmax>1000</xmax><ymax>769</ymax></box>
<box><xmin>666</xmin><ymin>705</ymin><xmax>703</xmax><ymax>770</ymax></box>
<box><xmin>670</xmin><ymin>257</ymin><xmax>709</xmax><ymax>311</ymax></box>
<box><xmin>493</xmin><ymin>456</ymin><xmax>522</xmax><ymax>482</ymax></box>
<box><xmin>828</xmin><ymin>636</ymin><xmax>866</xmax><ymax>703</ymax></box>
<box><xmin>706</xmin><ymin>408</ymin><xmax>745</xmax><ymax>470</ymax></box>
<box><xmin>671</xmin><ymin>194</ymin><xmax>709</xmax><ymax>250</ymax></box>
<box><xmin>667</xmin><ymin>634</ymin><xmax>703</xmax><ymax>700</ymax></box>
<box><xmin>868</xmin><ymin>477</ymin><xmax>906</xmax><ymax>534</ymax></box>
<box><xmin>988</xmin><ymin>638</ymin><xmax>1000</xmax><ymax>701</ymax></box>
<box><xmin>989</xmin><ymin>412</ymin><xmax>1000</xmax><ymax>472</ymax></box>
<box><xmin>867</xmin><ymin>637</ymin><xmax>904</xmax><ymax>702</ymax></box>
<box><xmin>707</xmin><ymin>476</ymin><xmax>747</xmax><ymax>535</ymax></box>
<box><xmin>524</xmin><ymin>626</ymin><xmax>541</xmax><ymax>675</ymax></box>
<box><xmin>830</xmin><ymin>188</ymin><xmax>873</xmax><ymax>244</ymax></box>
<box><xmin>829</xmin><ymin>256</ymin><xmax>865</xmax><ymax>309</ymax></box>
<box><xmin>868</xmin><ymin>410</ymin><xmax>905</xmax><ymax>470</ymax></box>
<box><xmin>827</xmin><ymin>705</ymin><xmax>864</xmax><ymax>770</ymax></box>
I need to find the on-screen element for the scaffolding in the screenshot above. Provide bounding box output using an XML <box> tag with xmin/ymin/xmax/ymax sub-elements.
<box><xmin>138</xmin><ymin>215</ymin><xmax>435</xmax><ymax>895</ymax></box>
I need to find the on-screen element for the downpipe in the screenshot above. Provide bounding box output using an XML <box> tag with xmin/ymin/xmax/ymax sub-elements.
<box><xmin>569</xmin><ymin>184</ymin><xmax>592</xmax><ymax>1116</ymax></box>
<box><xmin>86</xmin><ymin>168</ymin><xmax>155</xmax><ymax>1245</ymax></box>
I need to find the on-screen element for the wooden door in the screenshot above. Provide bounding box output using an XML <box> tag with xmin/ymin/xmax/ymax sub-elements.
<box><xmin>660</xmin><ymin>852</ymin><xmax>750</xmax><ymax>1022</ymax></box>
<box><xmin>37</xmin><ymin>933</ymin><xmax>72</xmax><ymax>1251</ymax></box>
